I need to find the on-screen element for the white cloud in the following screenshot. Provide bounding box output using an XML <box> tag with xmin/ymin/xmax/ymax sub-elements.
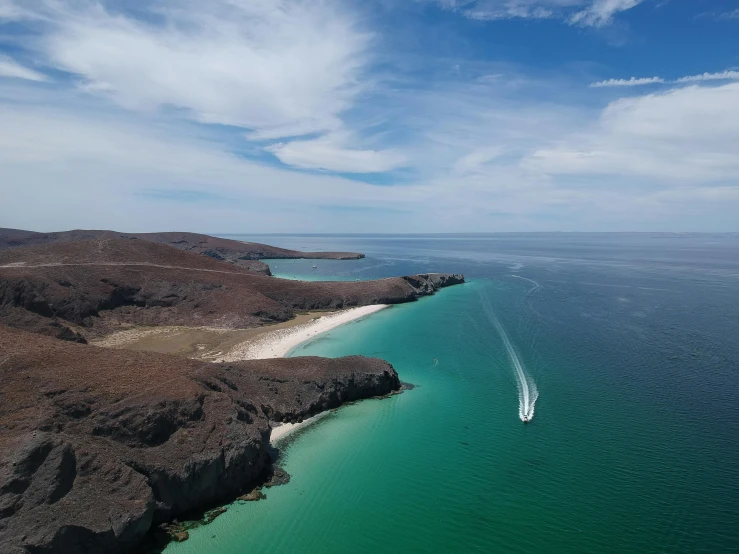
<box><xmin>429</xmin><ymin>0</ymin><xmax>641</xmax><ymax>25</ymax></box>
<box><xmin>0</xmin><ymin>55</ymin><xmax>47</xmax><ymax>81</ymax></box>
<box><xmin>705</xmin><ymin>9</ymin><xmax>739</xmax><ymax>20</ymax></box>
<box><xmin>462</xmin><ymin>2</ymin><xmax>558</xmax><ymax>21</ymax></box>
<box><xmin>0</xmin><ymin>0</ymin><xmax>28</xmax><ymax>19</ymax></box>
<box><xmin>570</xmin><ymin>0</ymin><xmax>643</xmax><ymax>27</ymax></box>
<box><xmin>525</xmin><ymin>82</ymin><xmax>739</xmax><ymax>182</ymax></box>
<box><xmin>267</xmin><ymin>134</ymin><xmax>406</xmax><ymax>173</ymax></box>
<box><xmin>2</xmin><ymin>80</ymin><xmax>738</xmax><ymax>232</ymax></box>
<box><xmin>590</xmin><ymin>70</ymin><xmax>739</xmax><ymax>88</ymax></box>
<box><xmin>590</xmin><ymin>76</ymin><xmax>664</xmax><ymax>87</ymax></box>
<box><xmin>1</xmin><ymin>0</ymin><xmax>370</xmax><ymax>140</ymax></box>
<box><xmin>452</xmin><ymin>146</ymin><xmax>505</xmax><ymax>174</ymax></box>
<box><xmin>676</xmin><ymin>70</ymin><xmax>739</xmax><ymax>83</ymax></box>
<box><xmin>1</xmin><ymin>2</ymin><xmax>738</xmax><ymax>232</ymax></box>
<box><xmin>0</xmin><ymin>98</ymin><xmax>430</xmax><ymax>231</ymax></box>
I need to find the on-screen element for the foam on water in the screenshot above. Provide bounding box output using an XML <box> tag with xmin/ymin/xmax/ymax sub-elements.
<box><xmin>481</xmin><ymin>294</ymin><xmax>539</xmax><ymax>422</ymax></box>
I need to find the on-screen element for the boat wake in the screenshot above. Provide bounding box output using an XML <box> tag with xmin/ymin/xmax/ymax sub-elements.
<box><xmin>511</xmin><ymin>274</ymin><xmax>541</xmax><ymax>296</ymax></box>
<box><xmin>482</xmin><ymin>299</ymin><xmax>539</xmax><ymax>423</ymax></box>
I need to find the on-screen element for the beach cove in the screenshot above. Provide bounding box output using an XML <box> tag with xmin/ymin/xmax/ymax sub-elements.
<box><xmin>94</xmin><ymin>305</ymin><xmax>392</xmax><ymax>444</ymax></box>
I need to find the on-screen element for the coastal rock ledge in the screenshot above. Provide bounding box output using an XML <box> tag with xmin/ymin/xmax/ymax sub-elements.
<box><xmin>0</xmin><ymin>326</ymin><xmax>401</xmax><ymax>554</ymax></box>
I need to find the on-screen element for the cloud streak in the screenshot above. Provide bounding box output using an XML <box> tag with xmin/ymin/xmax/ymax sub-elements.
<box><xmin>268</xmin><ymin>134</ymin><xmax>407</xmax><ymax>173</ymax></box>
<box><xmin>0</xmin><ymin>0</ymin><xmax>404</xmax><ymax>173</ymax></box>
<box><xmin>676</xmin><ymin>70</ymin><xmax>739</xmax><ymax>83</ymax></box>
<box><xmin>590</xmin><ymin>76</ymin><xmax>664</xmax><ymax>87</ymax></box>
<box><xmin>429</xmin><ymin>0</ymin><xmax>643</xmax><ymax>26</ymax></box>
<box><xmin>0</xmin><ymin>55</ymin><xmax>47</xmax><ymax>81</ymax></box>
<box><xmin>590</xmin><ymin>70</ymin><xmax>739</xmax><ymax>87</ymax></box>
<box><xmin>570</xmin><ymin>0</ymin><xmax>643</xmax><ymax>27</ymax></box>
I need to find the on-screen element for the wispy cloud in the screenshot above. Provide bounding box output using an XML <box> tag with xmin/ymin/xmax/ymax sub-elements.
<box><xmin>0</xmin><ymin>95</ymin><xmax>428</xmax><ymax>231</ymax></box>
<box><xmin>676</xmin><ymin>70</ymin><xmax>739</xmax><ymax>83</ymax></box>
<box><xmin>0</xmin><ymin>55</ymin><xmax>47</xmax><ymax>81</ymax></box>
<box><xmin>267</xmin><ymin>133</ymin><xmax>407</xmax><ymax>173</ymax></box>
<box><xmin>590</xmin><ymin>76</ymin><xmax>664</xmax><ymax>87</ymax></box>
<box><xmin>428</xmin><ymin>0</ymin><xmax>643</xmax><ymax>26</ymax></box>
<box><xmin>6</xmin><ymin>0</ymin><xmax>369</xmax><ymax>137</ymax></box>
<box><xmin>0</xmin><ymin>0</ymin><xmax>405</xmax><ymax>173</ymax></box>
<box><xmin>137</xmin><ymin>189</ymin><xmax>229</xmax><ymax>203</ymax></box>
<box><xmin>697</xmin><ymin>9</ymin><xmax>739</xmax><ymax>21</ymax></box>
<box><xmin>590</xmin><ymin>70</ymin><xmax>739</xmax><ymax>87</ymax></box>
<box><xmin>1</xmin><ymin>0</ymin><xmax>739</xmax><ymax>232</ymax></box>
<box><xmin>570</xmin><ymin>0</ymin><xmax>644</xmax><ymax>27</ymax></box>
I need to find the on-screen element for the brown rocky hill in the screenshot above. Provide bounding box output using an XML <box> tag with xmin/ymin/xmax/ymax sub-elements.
<box><xmin>0</xmin><ymin>238</ymin><xmax>464</xmax><ymax>342</ymax></box>
<box><xmin>0</xmin><ymin>229</ymin><xmax>364</xmax><ymax>275</ymax></box>
<box><xmin>0</xmin><ymin>324</ymin><xmax>400</xmax><ymax>554</ymax></box>
<box><xmin>0</xmin><ymin>232</ymin><xmax>464</xmax><ymax>554</ymax></box>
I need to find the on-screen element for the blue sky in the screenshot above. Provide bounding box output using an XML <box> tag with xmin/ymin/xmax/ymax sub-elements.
<box><xmin>1</xmin><ymin>0</ymin><xmax>738</xmax><ymax>232</ymax></box>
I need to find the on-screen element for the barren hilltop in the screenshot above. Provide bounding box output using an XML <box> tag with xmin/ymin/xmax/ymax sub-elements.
<box><xmin>0</xmin><ymin>228</ymin><xmax>365</xmax><ymax>276</ymax></box>
<box><xmin>0</xmin><ymin>230</ymin><xmax>463</xmax><ymax>554</ymax></box>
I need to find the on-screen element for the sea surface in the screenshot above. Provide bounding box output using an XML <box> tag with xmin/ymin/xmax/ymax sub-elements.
<box><xmin>165</xmin><ymin>234</ymin><xmax>739</xmax><ymax>553</ymax></box>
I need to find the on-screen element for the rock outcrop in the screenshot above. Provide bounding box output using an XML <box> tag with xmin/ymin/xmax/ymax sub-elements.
<box><xmin>0</xmin><ymin>326</ymin><xmax>400</xmax><ymax>554</ymax></box>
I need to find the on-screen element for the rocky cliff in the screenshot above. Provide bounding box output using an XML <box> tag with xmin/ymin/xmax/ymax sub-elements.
<box><xmin>0</xmin><ymin>326</ymin><xmax>400</xmax><ymax>554</ymax></box>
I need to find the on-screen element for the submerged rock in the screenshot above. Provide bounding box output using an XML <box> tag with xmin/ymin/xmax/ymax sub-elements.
<box><xmin>238</xmin><ymin>489</ymin><xmax>266</xmax><ymax>502</ymax></box>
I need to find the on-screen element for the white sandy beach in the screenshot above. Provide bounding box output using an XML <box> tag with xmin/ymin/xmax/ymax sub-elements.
<box><xmin>213</xmin><ymin>304</ymin><xmax>389</xmax><ymax>443</ymax></box>
<box><xmin>215</xmin><ymin>304</ymin><xmax>388</xmax><ymax>362</ymax></box>
<box><xmin>269</xmin><ymin>411</ymin><xmax>332</xmax><ymax>443</ymax></box>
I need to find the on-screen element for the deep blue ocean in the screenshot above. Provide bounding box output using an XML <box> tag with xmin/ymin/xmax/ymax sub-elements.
<box><xmin>167</xmin><ymin>233</ymin><xmax>739</xmax><ymax>553</ymax></box>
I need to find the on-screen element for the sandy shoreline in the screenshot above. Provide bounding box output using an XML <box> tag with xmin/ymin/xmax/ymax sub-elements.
<box><xmin>269</xmin><ymin>411</ymin><xmax>332</xmax><ymax>443</ymax></box>
<box><xmin>92</xmin><ymin>311</ymin><xmax>340</xmax><ymax>359</ymax></box>
<box><xmin>235</xmin><ymin>305</ymin><xmax>387</xmax><ymax>443</ymax></box>
<box><xmin>214</xmin><ymin>304</ymin><xmax>388</xmax><ymax>362</ymax></box>
<box><xmin>95</xmin><ymin>304</ymin><xmax>389</xmax><ymax>443</ymax></box>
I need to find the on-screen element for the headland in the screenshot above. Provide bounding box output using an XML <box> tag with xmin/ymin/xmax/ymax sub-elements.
<box><xmin>0</xmin><ymin>228</ymin><xmax>464</xmax><ymax>554</ymax></box>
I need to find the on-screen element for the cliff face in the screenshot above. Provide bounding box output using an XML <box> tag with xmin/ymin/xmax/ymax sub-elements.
<box><xmin>0</xmin><ymin>239</ymin><xmax>464</xmax><ymax>341</ymax></box>
<box><xmin>0</xmin><ymin>326</ymin><xmax>400</xmax><ymax>554</ymax></box>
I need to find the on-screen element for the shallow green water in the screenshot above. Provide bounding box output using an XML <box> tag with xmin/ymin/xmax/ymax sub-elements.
<box><xmin>167</xmin><ymin>234</ymin><xmax>739</xmax><ymax>553</ymax></box>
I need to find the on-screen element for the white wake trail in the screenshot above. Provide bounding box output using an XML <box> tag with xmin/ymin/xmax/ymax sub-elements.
<box><xmin>511</xmin><ymin>274</ymin><xmax>541</xmax><ymax>295</ymax></box>
<box><xmin>482</xmin><ymin>300</ymin><xmax>539</xmax><ymax>422</ymax></box>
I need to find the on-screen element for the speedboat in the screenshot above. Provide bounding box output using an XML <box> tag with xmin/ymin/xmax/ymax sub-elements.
<box><xmin>522</xmin><ymin>415</ymin><xmax>530</xmax><ymax>424</ymax></box>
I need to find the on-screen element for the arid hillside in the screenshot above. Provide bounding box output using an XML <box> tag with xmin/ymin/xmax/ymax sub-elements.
<box><xmin>0</xmin><ymin>238</ymin><xmax>464</xmax><ymax>342</ymax></box>
<box><xmin>0</xmin><ymin>228</ymin><xmax>364</xmax><ymax>275</ymax></box>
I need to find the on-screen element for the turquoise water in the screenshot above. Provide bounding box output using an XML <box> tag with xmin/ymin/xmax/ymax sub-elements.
<box><xmin>167</xmin><ymin>234</ymin><xmax>739</xmax><ymax>553</ymax></box>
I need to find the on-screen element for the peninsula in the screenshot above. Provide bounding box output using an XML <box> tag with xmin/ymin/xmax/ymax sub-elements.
<box><xmin>0</xmin><ymin>229</ymin><xmax>464</xmax><ymax>554</ymax></box>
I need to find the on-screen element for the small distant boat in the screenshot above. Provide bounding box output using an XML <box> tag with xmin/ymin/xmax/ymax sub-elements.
<box><xmin>522</xmin><ymin>415</ymin><xmax>530</xmax><ymax>424</ymax></box>
<box><xmin>312</xmin><ymin>265</ymin><xmax>317</xmax><ymax>269</ymax></box>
